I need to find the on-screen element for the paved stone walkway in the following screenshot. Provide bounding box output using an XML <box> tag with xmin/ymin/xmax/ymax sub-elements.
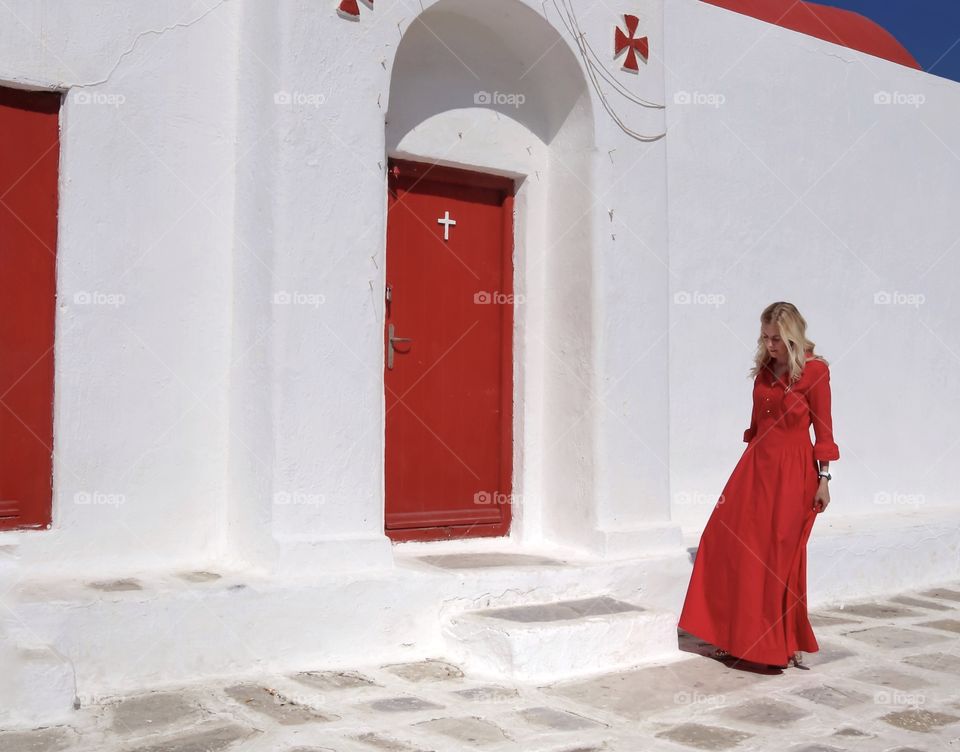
<box><xmin>3</xmin><ymin>582</ymin><xmax>960</xmax><ymax>751</ymax></box>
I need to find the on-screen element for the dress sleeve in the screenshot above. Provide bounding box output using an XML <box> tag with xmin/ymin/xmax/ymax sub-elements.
<box><xmin>807</xmin><ymin>360</ymin><xmax>840</xmax><ymax>461</ymax></box>
<box><xmin>743</xmin><ymin>378</ymin><xmax>758</xmax><ymax>443</ymax></box>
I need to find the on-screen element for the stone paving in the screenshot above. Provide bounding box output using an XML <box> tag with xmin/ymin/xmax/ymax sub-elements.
<box><xmin>3</xmin><ymin>582</ymin><xmax>960</xmax><ymax>751</ymax></box>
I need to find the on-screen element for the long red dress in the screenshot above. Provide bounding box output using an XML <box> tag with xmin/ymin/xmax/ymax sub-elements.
<box><xmin>678</xmin><ymin>350</ymin><xmax>840</xmax><ymax>666</ymax></box>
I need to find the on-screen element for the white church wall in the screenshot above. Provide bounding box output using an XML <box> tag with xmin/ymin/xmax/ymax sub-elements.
<box><xmin>266</xmin><ymin>20</ymin><xmax>391</xmax><ymax>553</ymax></box>
<box><xmin>224</xmin><ymin>2</ymin><xmax>285</xmax><ymax>571</ymax></box>
<box><xmin>582</xmin><ymin>0</ymin><xmax>680</xmax><ymax>556</ymax></box>
<box><xmin>262</xmin><ymin>0</ymin><xmax>611</xmax><ymax>566</ymax></box>
<box><xmin>664</xmin><ymin>0</ymin><xmax>960</xmax><ymax>547</ymax></box>
<box><xmin>0</xmin><ymin>0</ymin><xmax>683</xmax><ymax>579</ymax></box>
<box><xmin>0</xmin><ymin>1</ymin><xmax>239</xmax><ymax>575</ymax></box>
<box><xmin>540</xmin><ymin>122</ymin><xmax>600</xmax><ymax>550</ymax></box>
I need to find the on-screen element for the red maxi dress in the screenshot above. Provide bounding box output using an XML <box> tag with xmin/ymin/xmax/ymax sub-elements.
<box><xmin>678</xmin><ymin>351</ymin><xmax>840</xmax><ymax>665</ymax></box>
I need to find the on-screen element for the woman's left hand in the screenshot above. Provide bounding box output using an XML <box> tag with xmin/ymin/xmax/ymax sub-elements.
<box><xmin>813</xmin><ymin>480</ymin><xmax>830</xmax><ymax>513</ymax></box>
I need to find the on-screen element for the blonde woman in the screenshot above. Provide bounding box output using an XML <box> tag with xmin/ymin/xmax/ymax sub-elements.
<box><xmin>678</xmin><ymin>302</ymin><xmax>839</xmax><ymax>669</ymax></box>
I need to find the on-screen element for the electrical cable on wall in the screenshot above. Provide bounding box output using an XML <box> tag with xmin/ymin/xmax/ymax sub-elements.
<box><xmin>548</xmin><ymin>0</ymin><xmax>667</xmax><ymax>142</ymax></box>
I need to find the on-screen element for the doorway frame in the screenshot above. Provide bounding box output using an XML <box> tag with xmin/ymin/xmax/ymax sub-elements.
<box><xmin>383</xmin><ymin>157</ymin><xmax>516</xmax><ymax>543</ymax></box>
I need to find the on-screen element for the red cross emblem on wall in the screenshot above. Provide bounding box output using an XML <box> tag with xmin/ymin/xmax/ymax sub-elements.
<box><xmin>614</xmin><ymin>14</ymin><xmax>649</xmax><ymax>72</ymax></box>
<box><xmin>337</xmin><ymin>0</ymin><xmax>373</xmax><ymax>21</ymax></box>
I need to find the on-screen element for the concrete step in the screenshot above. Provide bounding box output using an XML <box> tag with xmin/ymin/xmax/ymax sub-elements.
<box><xmin>0</xmin><ymin>535</ymin><xmax>76</xmax><ymax>728</ymax></box>
<box><xmin>3</xmin><ymin>549</ymin><xmax>689</xmax><ymax>713</ymax></box>
<box><xmin>441</xmin><ymin>595</ymin><xmax>679</xmax><ymax>682</ymax></box>
<box><xmin>0</xmin><ymin>640</ymin><xmax>77</xmax><ymax>728</ymax></box>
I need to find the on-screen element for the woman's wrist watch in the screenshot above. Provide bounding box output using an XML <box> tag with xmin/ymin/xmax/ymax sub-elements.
<box><xmin>818</xmin><ymin>470</ymin><xmax>832</xmax><ymax>481</ymax></box>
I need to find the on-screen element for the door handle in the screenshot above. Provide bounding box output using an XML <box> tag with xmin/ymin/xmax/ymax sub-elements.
<box><xmin>387</xmin><ymin>323</ymin><xmax>412</xmax><ymax>370</ymax></box>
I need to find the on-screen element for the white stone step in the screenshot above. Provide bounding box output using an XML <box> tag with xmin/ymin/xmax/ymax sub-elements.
<box><xmin>441</xmin><ymin>595</ymin><xmax>679</xmax><ymax>682</ymax></box>
<box><xmin>0</xmin><ymin>640</ymin><xmax>77</xmax><ymax>728</ymax></box>
<box><xmin>0</xmin><ymin>536</ymin><xmax>76</xmax><ymax>728</ymax></box>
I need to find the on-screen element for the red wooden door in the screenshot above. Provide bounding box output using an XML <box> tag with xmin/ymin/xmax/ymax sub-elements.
<box><xmin>384</xmin><ymin>159</ymin><xmax>514</xmax><ymax>542</ymax></box>
<box><xmin>0</xmin><ymin>87</ymin><xmax>61</xmax><ymax>530</ymax></box>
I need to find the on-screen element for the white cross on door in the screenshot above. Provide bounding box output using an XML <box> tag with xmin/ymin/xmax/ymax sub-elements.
<box><xmin>437</xmin><ymin>210</ymin><xmax>457</xmax><ymax>241</ymax></box>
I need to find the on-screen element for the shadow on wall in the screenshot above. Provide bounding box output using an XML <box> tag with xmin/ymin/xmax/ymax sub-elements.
<box><xmin>386</xmin><ymin>0</ymin><xmax>589</xmax><ymax>146</ymax></box>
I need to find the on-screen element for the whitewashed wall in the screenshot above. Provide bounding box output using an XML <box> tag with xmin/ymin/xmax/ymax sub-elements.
<box><xmin>664</xmin><ymin>0</ymin><xmax>960</xmax><ymax>535</ymax></box>
<box><xmin>254</xmin><ymin>0</ymin><xmax>678</xmax><ymax>566</ymax></box>
<box><xmin>5</xmin><ymin>0</ymin><xmax>957</xmax><ymax>578</ymax></box>
<box><xmin>0</xmin><ymin>0</ymin><xmax>681</xmax><ymax>576</ymax></box>
<box><xmin>0</xmin><ymin>1</ymin><xmax>238</xmax><ymax>575</ymax></box>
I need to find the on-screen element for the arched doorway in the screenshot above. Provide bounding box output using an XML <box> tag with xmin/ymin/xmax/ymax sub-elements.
<box><xmin>382</xmin><ymin>0</ymin><xmax>596</xmax><ymax>543</ymax></box>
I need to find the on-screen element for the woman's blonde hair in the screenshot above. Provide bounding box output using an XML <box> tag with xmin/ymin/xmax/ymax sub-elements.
<box><xmin>749</xmin><ymin>302</ymin><xmax>828</xmax><ymax>383</ymax></box>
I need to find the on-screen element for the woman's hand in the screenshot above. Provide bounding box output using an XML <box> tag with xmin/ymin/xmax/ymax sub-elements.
<box><xmin>813</xmin><ymin>479</ymin><xmax>830</xmax><ymax>513</ymax></box>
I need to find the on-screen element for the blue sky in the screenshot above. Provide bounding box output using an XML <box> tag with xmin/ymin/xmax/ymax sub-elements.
<box><xmin>814</xmin><ymin>0</ymin><xmax>960</xmax><ymax>82</ymax></box>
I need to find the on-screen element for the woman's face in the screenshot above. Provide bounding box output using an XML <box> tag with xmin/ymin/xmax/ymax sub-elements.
<box><xmin>761</xmin><ymin>322</ymin><xmax>787</xmax><ymax>361</ymax></box>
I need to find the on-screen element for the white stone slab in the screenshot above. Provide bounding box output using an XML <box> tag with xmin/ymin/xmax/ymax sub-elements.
<box><xmin>442</xmin><ymin>596</ymin><xmax>679</xmax><ymax>682</ymax></box>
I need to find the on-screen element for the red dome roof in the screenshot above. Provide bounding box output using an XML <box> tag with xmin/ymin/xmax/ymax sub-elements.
<box><xmin>702</xmin><ymin>0</ymin><xmax>921</xmax><ymax>70</ymax></box>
